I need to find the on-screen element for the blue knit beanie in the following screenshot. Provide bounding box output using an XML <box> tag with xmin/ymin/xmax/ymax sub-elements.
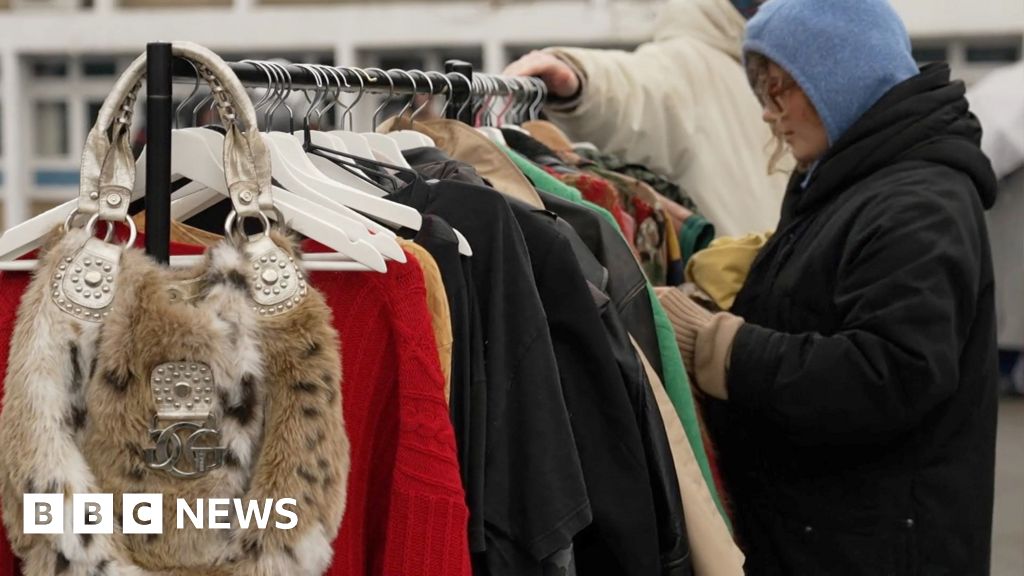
<box><xmin>743</xmin><ymin>0</ymin><xmax>920</xmax><ymax>145</ymax></box>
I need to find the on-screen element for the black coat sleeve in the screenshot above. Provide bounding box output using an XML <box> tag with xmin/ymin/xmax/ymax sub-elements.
<box><xmin>727</xmin><ymin>178</ymin><xmax>984</xmax><ymax>446</ymax></box>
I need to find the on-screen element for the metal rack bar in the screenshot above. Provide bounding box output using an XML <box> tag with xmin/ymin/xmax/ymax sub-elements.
<box><xmin>141</xmin><ymin>51</ymin><xmax>544</xmax><ymax>262</ymax></box>
<box><xmin>170</xmin><ymin>59</ymin><xmax>469</xmax><ymax>96</ymax></box>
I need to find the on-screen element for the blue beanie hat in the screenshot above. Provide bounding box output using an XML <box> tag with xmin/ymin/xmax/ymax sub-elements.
<box><xmin>743</xmin><ymin>0</ymin><xmax>920</xmax><ymax>145</ymax></box>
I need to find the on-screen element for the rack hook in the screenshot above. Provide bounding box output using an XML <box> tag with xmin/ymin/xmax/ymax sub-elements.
<box><xmin>366</xmin><ymin>67</ymin><xmax>394</xmax><ymax>132</ymax></box>
<box><xmin>390</xmin><ymin>68</ymin><xmax>419</xmax><ymax>120</ymax></box>
<box><xmin>339</xmin><ymin>67</ymin><xmax>367</xmax><ymax>131</ymax></box>
<box><xmin>409</xmin><ymin>69</ymin><xmax>435</xmax><ymax>120</ymax></box>
<box><xmin>175</xmin><ymin>58</ymin><xmax>201</xmax><ymax>129</ymax></box>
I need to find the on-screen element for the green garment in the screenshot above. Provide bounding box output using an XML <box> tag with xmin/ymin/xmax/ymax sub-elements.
<box><xmin>501</xmin><ymin>145</ymin><xmax>730</xmax><ymax>527</ymax></box>
<box><xmin>679</xmin><ymin>214</ymin><xmax>717</xmax><ymax>268</ymax></box>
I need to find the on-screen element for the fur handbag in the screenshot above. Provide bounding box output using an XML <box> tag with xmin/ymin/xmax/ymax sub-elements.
<box><xmin>0</xmin><ymin>42</ymin><xmax>349</xmax><ymax>576</ymax></box>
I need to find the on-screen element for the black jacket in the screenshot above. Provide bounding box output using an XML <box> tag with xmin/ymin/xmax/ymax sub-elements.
<box><xmin>507</xmin><ymin>200</ymin><xmax>689</xmax><ymax>576</ymax></box>
<box><xmin>538</xmin><ymin>191</ymin><xmax>664</xmax><ymax>379</ymax></box>
<box><xmin>714</xmin><ymin>64</ymin><xmax>999</xmax><ymax>575</ymax></box>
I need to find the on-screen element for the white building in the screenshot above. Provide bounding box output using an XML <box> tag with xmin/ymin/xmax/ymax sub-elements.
<box><xmin>0</xmin><ymin>0</ymin><xmax>1022</xmax><ymax>228</ymax></box>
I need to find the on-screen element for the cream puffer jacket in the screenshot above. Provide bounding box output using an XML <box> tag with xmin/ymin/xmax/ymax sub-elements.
<box><xmin>545</xmin><ymin>0</ymin><xmax>791</xmax><ymax>237</ymax></box>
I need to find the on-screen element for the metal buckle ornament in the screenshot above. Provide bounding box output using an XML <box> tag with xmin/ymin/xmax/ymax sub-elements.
<box><xmin>144</xmin><ymin>361</ymin><xmax>225</xmax><ymax>479</ymax></box>
<box><xmin>144</xmin><ymin>422</ymin><xmax>225</xmax><ymax>479</ymax></box>
<box><xmin>150</xmin><ymin>361</ymin><xmax>215</xmax><ymax>420</ymax></box>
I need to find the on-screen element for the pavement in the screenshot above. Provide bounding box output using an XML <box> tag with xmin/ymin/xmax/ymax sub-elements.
<box><xmin>993</xmin><ymin>397</ymin><xmax>1024</xmax><ymax>575</ymax></box>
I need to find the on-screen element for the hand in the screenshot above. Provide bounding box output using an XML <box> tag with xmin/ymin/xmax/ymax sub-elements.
<box><xmin>503</xmin><ymin>51</ymin><xmax>581</xmax><ymax>100</ymax></box>
<box><xmin>659</xmin><ymin>288</ymin><xmax>745</xmax><ymax>401</ymax></box>
<box><xmin>669</xmin><ymin>293</ymin><xmax>716</xmax><ymax>376</ymax></box>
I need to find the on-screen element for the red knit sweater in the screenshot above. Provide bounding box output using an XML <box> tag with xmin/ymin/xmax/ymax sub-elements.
<box><xmin>0</xmin><ymin>269</ymin><xmax>29</xmax><ymax>576</ymax></box>
<box><xmin>0</xmin><ymin>241</ymin><xmax>470</xmax><ymax>576</ymax></box>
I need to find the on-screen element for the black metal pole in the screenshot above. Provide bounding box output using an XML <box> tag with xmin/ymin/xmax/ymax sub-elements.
<box><xmin>444</xmin><ymin>59</ymin><xmax>474</xmax><ymax>124</ymax></box>
<box><xmin>145</xmin><ymin>42</ymin><xmax>173</xmax><ymax>264</ymax></box>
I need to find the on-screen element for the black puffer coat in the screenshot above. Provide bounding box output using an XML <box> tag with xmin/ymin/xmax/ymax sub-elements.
<box><xmin>710</xmin><ymin>64</ymin><xmax>999</xmax><ymax>575</ymax></box>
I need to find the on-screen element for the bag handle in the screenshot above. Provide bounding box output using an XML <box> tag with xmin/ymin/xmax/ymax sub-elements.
<box><xmin>76</xmin><ymin>41</ymin><xmax>273</xmax><ymax>231</ymax></box>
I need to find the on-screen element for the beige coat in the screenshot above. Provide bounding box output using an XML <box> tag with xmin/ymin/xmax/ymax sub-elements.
<box><xmin>545</xmin><ymin>0</ymin><xmax>790</xmax><ymax>237</ymax></box>
<box><xmin>632</xmin><ymin>336</ymin><xmax>745</xmax><ymax>576</ymax></box>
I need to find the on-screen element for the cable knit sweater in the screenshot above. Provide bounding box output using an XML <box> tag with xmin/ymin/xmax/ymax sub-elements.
<box><xmin>309</xmin><ymin>242</ymin><xmax>470</xmax><ymax>576</ymax></box>
<box><xmin>0</xmin><ymin>240</ymin><xmax>470</xmax><ymax>576</ymax></box>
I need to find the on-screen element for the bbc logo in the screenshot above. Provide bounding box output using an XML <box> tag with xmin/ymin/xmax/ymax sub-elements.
<box><xmin>24</xmin><ymin>494</ymin><xmax>163</xmax><ymax>535</ymax></box>
<box><xmin>24</xmin><ymin>494</ymin><xmax>298</xmax><ymax>534</ymax></box>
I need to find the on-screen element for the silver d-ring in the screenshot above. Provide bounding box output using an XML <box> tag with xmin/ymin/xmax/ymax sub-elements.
<box><xmin>101</xmin><ymin>220</ymin><xmax>116</xmax><ymax>243</ymax></box>
<box><xmin>64</xmin><ymin>208</ymin><xmax>84</xmax><ymax>233</ymax></box>
<box><xmin>84</xmin><ymin>213</ymin><xmax>137</xmax><ymax>248</ymax></box>
<box><xmin>124</xmin><ymin>215</ymin><xmax>138</xmax><ymax>248</ymax></box>
<box><xmin>271</xmin><ymin>206</ymin><xmax>286</xmax><ymax>230</ymax></box>
<box><xmin>224</xmin><ymin>210</ymin><xmax>272</xmax><ymax>245</ymax></box>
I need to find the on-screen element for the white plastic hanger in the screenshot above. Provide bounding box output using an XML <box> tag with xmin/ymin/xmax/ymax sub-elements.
<box><xmin>1</xmin><ymin>121</ymin><xmax>386</xmax><ymax>272</ymax></box>
<box><xmin>176</xmin><ymin>63</ymin><xmax>470</xmax><ymax>259</ymax></box>
<box><xmin>305</xmin><ymin>131</ymin><xmax>385</xmax><ymax>197</ymax></box>
<box><xmin>291</xmin><ymin>65</ymin><xmax>468</xmax><ymax>256</ymax></box>
<box><xmin>308</xmin><ymin>66</ymin><xmax>382</xmax><ymax>172</ymax></box>
<box><xmin>260</xmin><ymin>131</ymin><xmax>404</xmax><ymax>264</ymax></box>
<box><xmin>146</xmin><ymin>130</ymin><xmax>389</xmax><ymax>271</ymax></box>
<box><xmin>244</xmin><ymin>61</ymin><xmax>408</xmax><ymax>263</ymax></box>
<box><xmin>298</xmin><ymin>66</ymin><xmax>399</xmax><ymax>199</ymax></box>
<box><xmin>0</xmin><ymin>127</ymin><xmax>222</xmax><ymax>264</ymax></box>
<box><xmin>253</xmin><ymin>65</ymin><xmax>414</xmax><ymax>254</ymax></box>
<box><xmin>151</xmin><ymin>126</ymin><xmax>395</xmax><ymax>253</ymax></box>
<box><xmin>343</xmin><ymin>67</ymin><xmax>417</xmax><ymax>167</ymax></box>
<box><xmin>137</xmin><ymin>67</ymin><xmax>388</xmax><ymax>272</ymax></box>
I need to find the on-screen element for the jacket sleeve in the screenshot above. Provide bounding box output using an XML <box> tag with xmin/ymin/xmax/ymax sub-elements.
<box><xmin>726</xmin><ymin>183</ymin><xmax>985</xmax><ymax>446</ymax></box>
<box><xmin>544</xmin><ymin>43</ymin><xmax>699</xmax><ymax>181</ymax></box>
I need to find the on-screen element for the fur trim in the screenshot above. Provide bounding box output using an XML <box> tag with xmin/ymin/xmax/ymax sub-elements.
<box><xmin>0</xmin><ymin>230</ymin><xmax>348</xmax><ymax>575</ymax></box>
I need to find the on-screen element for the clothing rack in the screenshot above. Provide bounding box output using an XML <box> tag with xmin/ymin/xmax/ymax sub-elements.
<box><xmin>142</xmin><ymin>42</ymin><xmax>541</xmax><ymax>263</ymax></box>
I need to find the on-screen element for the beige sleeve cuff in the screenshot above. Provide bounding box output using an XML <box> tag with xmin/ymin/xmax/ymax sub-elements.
<box><xmin>694</xmin><ymin>313</ymin><xmax>745</xmax><ymax>401</ymax></box>
<box><xmin>542</xmin><ymin>48</ymin><xmax>589</xmax><ymax>113</ymax></box>
<box><xmin>658</xmin><ymin>287</ymin><xmax>713</xmax><ymax>354</ymax></box>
